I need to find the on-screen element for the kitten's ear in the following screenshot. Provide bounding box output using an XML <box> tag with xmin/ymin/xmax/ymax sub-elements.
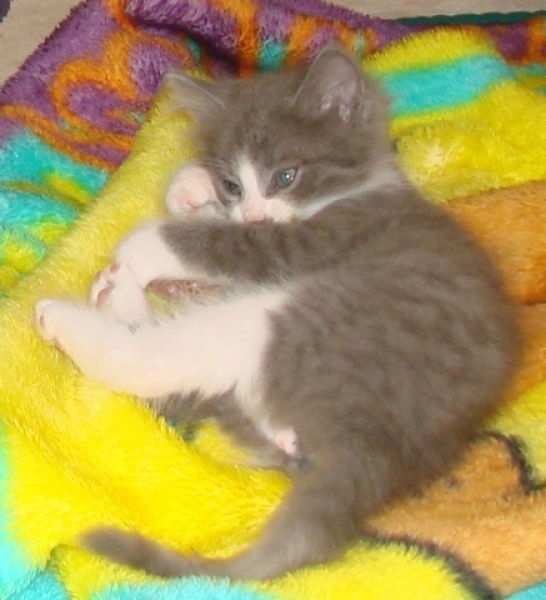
<box><xmin>162</xmin><ymin>69</ymin><xmax>225</xmax><ymax>119</ymax></box>
<box><xmin>294</xmin><ymin>46</ymin><xmax>363</xmax><ymax>124</ymax></box>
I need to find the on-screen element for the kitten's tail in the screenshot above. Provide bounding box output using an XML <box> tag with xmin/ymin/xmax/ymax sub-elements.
<box><xmin>82</xmin><ymin>464</ymin><xmax>361</xmax><ymax>580</ymax></box>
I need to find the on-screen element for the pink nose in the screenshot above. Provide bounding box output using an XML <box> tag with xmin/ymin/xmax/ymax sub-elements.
<box><xmin>242</xmin><ymin>196</ymin><xmax>268</xmax><ymax>222</ymax></box>
<box><xmin>243</xmin><ymin>206</ymin><xmax>266</xmax><ymax>222</ymax></box>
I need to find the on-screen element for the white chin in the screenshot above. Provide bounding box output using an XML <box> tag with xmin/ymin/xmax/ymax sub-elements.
<box><xmin>233</xmin><ymin>198</ymin><xmax>296</xmax><ymax>223</ymax></box>
<box><xmin>267</xmin><ymin>198</ymin><xmax>297</xmax><ymax>222</ymax></box>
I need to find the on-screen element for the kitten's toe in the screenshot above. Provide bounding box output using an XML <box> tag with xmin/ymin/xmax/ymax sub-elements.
<box><xmin>91</xmin><ymin>263</ymin><xmax>150</xmax><ymax>323</ymax></box>
<box><xmin>34</xmin><ymin>299</ymin><xmax>65</xmax><ymax>348</ymax></box>
<box><xmin>274</xmin><ymin>427</ymin><xmax>300</xmax><ymax>459</ymax></box>
<box><xmin>90</xmin><ymin>264</ymin><xmax>115</xmax><ymax>307</ymax></box>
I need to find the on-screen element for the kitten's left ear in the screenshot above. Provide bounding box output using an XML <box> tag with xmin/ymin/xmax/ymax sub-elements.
<box><xmin>294</xmin><ymin>46</ymin><xmax>364</xmax><ymax>124</ymax></box>
<box><xmin>161</xmin><ymin>69</ymin><xmax>225</xmax><ymax>120</ymax></box>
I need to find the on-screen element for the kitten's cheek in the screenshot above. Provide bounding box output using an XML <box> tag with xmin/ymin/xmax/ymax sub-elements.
<box><xmin>269</xmin><ymin>197</ymin><xmax>296</xmax><ymax>223</ymax></box>
<box><xmin>231</xmin><ymin>205</ymin><xmax>245</xmax><ymax>222</ymax></box>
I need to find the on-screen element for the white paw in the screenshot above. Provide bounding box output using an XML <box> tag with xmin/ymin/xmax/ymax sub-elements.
<box><xmin>91</xmin><ymin>263</ymin><xmax>147</xmax><ymax>319</ymax></box>
<box><xmin>274</xmin><ymin>427</ymin><xmax>300</xmax><ymax>459</ymax></box>
<box><xmin>90</xmin><ymin>263</ymin><xmax>148</xmax><ymax>322</ymax></box>
<box><xmin>34</xmin><ymin>299</ymin><xmax>66</xmax><ymax>348</ymax></box>
<box><xmin>165</xmin><ymin>165</ymin><xmax>218</xmax><ymax>217</ymax></box>
<box><xmin>90</xmin><ymin>264</ymin><xmax>119</xmax><ymax>307</ymax></box>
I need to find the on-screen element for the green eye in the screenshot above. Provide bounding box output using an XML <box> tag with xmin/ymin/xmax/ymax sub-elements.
<box><xmin>223</xmin><ymin>179</ymin><xmax>242</xmax><ymax>197</ymax></box>
<box><xmin>274</xmin><ymin>168</ymin><xmax>298</xmax><ymax>189</ymax></box>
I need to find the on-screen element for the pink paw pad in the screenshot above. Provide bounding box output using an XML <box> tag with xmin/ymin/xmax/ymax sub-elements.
<box><xmin>34</xmin><ymin>299</ymin><xmax>65</xmax><ymax>352</ymax></box>
<box><xmin>90</xmin><ymin>264</ymin><xmax>119</xmax><ymax>307</ymax></box>
<box><xmin>274</xmin><ymin>428</ymin><xmax>300</xmax><ymax>459</ymax></box>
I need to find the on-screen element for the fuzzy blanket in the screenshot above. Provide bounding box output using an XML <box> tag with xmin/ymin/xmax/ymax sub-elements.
<box><xmin>1</xmin><ymin>1</ymin><xmax>546</xmax><ymax>598</ymax></box>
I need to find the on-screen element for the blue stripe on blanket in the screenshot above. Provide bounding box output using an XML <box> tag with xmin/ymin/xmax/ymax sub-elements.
<box><xmin>0</xmin><ymin>190</ymin><xmax>78</xmax><ymax>230</ymax></box>
<box><xmin>13</xmin><ymin>571</ymin><xmax>69</xmax><ymax>600</ymax></box>
<box><xmin>508</xmin><ymin>581</ymin><xmax>546</xmax><ymax>600</ymax></box>
<box><xmin>0</xmin><ymin>131</ymin><xmax>108</xmax><ymax>208</ymax></box>
<box><xmin>93</xmin><ymin>579</ymin><xmax>274</xmax><ymax>600</ymax></box>
<box><xmin>380</xmin><ymin>54</ymin><xmax>513</xmax><ymax>116</ymax></box>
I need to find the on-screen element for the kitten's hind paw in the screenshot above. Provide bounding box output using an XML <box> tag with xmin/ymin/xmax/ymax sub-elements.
<box><xmin>90</xmin><ymin>263</ymin><xmax>120</xmax><ymax>308</ymax></box>
<box><xmin>90</xmin><ymin>263</ymin><xmax>150</xmax><ymax>323</ymax></box>
<box><xmin>34</xmin><ymin>299</ymin><xmax>66</xmax><ymax>350</ymax></box>
<box><xmin>274</xmin><ymin>427</ymin><xmax>300</xmax><ymax>459</ymax></box>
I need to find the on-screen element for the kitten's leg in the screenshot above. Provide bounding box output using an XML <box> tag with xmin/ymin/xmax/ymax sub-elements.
<box><xmin>109</xmin><ymin>220</ymin><xmax>220</xmax><ymax>290</ymax></box>
<box><xmin>165</xmin><ymin>165</ymin><xmax>221</xmax><ymax>218</ymax></box>
<box><xmin>106</xmin><ymin>207</ymin><xmax>350</xmax><ymax>293</ymax></box>
<box><xmin>112</xmin><ymin>211</ymin><xmax>362</xmax><ymax>290</ymax></box>
<box><xmin>35</xmin><ymin>288</ymin><xmax>287</xmax><ymax>401</ymax></box>
<box><xmin>35</xmin><ymin>299</ymin><xmax>164</xmax><ymax>396</ymax></box>
<box><xmin>106</xmin><ymin>217</ymin><xmax>295</xmax><ymax>291</ymax></box>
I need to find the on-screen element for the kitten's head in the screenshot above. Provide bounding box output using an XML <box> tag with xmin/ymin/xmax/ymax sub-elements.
<box><xmin>166</xmin><ymin>47</ymin><xmax>394</xmax><ymax>222</ymax></box>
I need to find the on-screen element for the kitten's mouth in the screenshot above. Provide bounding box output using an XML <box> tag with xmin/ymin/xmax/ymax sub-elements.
<box><xmin>245</xmin><ymin>215</ymin><xmax>274</xmax><ymax>224</ymax></box>
<box><xmin>245</xmin><ymin>214</ymin><xmax>297</xmax><ymax>224</ymax></box>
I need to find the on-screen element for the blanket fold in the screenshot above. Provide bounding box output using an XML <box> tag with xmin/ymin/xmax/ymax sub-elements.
<box><xmin>1</xmin><ymin>0</ymin><xmax>546</xmax><ymax>598</ymax></box>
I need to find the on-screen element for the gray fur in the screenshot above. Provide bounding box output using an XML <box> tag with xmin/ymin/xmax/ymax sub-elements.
<box><xmin>83</xmin><ymin>47</ymin><xmax>519</xmax><ymax>580</ymax></box>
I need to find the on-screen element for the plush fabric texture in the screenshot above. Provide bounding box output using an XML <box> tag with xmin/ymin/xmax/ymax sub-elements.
<box><xmin>367</xmin><ymin>28</ymin><xmax>546</xmax><ymax>202</ymax></box>
<box><xmin>0</xmin><ymin>0</ymin><xmax>11</xmax><ymax>22</ymax></box>
<box><xmin>1</xmin><ymin>0</ymin><xmax>546</xmax><ymax>598</ymax></box>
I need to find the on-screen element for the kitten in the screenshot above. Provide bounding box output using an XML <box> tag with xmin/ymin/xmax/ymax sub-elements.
<box><xmin>34</xmin><ymin>46</ymin><xmax>519</xmax><ymax>581</ymax></box>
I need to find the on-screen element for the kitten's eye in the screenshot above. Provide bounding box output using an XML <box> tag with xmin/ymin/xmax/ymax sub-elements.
<box><xmin>223</xmin><ymin>179</ymin><xmax>242</xmax><ymax>198</ymax></box>
<box><xmin>273</xmin><ymin>168</ymin><xmax>298</xmax><ymax>190</ymax></box>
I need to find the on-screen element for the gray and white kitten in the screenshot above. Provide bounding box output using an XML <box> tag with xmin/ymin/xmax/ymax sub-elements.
<box><xmin>34</xmin><ymin>47</ymin><xmax>519</xmax><ymax>581</ymax></box>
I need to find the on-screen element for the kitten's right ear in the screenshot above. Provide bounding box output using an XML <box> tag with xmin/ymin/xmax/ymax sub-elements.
<box><xmin>294</xmin><ymin>46</ymin><xmax>364</xmax><ymax>124</ymax></box>
<box><xmin>162</xmin><ymin>69</ymin><xmax>225</xmax><ymax>119</ymax></box>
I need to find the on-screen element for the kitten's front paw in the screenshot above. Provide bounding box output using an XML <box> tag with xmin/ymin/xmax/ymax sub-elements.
<box><xmin>35</xmin><ymin>299</ymin><xmax>66</xmax><ymax>349</ymax></box>
<box><xmin>165</xmin><ymin>165</ymin><xmax>219</xmax><ymax>217</ymax></box>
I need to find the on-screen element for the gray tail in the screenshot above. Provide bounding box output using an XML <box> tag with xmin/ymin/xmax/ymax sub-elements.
<box><xmin>82</xmin><ymin>466</ymin><xmax>360</xmax><ymax>580</ymax></box>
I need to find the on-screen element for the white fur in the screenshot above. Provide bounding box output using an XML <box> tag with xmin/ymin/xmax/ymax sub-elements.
<box><xmin>236</xmin><ymin>158</ymin><xmax>295</xmax><ymax>223</ymax></box>
<box><xmin>35</xmin><ymin>284</ymin><xmax>288</xmax><ymax>420</ymax></box>
<box><xmin>165</xmin><ymin>165</ymin><xmax>220</xmax><ymax>218</ymax></box>
<box><xmin>113</xmin><ymin>220</ymin><xmax>212</xmax><ymax>288</ymax></box>
<box><xmin>238</xmin><ymin>158</ymin><xmax>265</xmax><ymax>222</ymax></box>
<box><xmin>272</xmin><ymin>427</ymin><xmax>299</xmax><ymax>458</ymax></box>
<box><xmin>90</xmin><ymin>264</ymin><xmax>152</xmax><ymax>323</ymax></box>
<box><xmin>267</xmin><ymin>196</ymin><xmax>297</xmax><ymax>223</ymax></box>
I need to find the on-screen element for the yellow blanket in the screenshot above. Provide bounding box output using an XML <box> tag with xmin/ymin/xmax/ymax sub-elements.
<box><xmin>2</xmin><ymin>24</ymin><xmax>546</xmax><ymax>600</ymax></box>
